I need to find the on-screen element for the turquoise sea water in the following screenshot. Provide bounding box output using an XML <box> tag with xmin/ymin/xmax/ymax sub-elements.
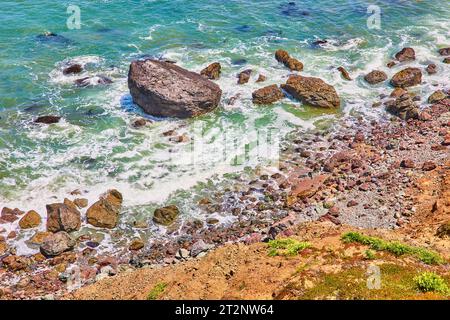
<box><xmin>0</xmin><ymin>1</ymin><xmax>449</xmax><ymax>250</ymax></box>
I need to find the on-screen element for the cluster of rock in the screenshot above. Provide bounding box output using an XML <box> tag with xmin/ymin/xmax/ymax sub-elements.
<box><xmin>128</xmin><ymin>49</ymin><xmax>341</xmax><ymax>119</ymax></box>
<box><xmin>362</xmin><ymin>46</ymin><xmax>450</xmax><ymax>120</ymax></box>
<box><xmin>0</xmin><ymin>188</ymin><xmax>186</xmax><ymax>263</ymax></box>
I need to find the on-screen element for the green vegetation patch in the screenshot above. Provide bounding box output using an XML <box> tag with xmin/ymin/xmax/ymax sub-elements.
<box><xmin>300</xmin><ymin>264</ymin><xmax>449</xmax><ymax>300</ymax></box>
<box><xmin>414</xmin><ymin>272</ymin><xmax>449</xmax><ymax>294</ymax></box>
<box><xmin>147</xmin><ymin>282</ymin><xmax>168</xmax><ymax>300</ymax></box>
<box><xmin>268</xmin><ymin>238</ymin><xmax>311</xmax><ymax>257</ymax></box>
<box><xmin>341</xmin><ymin>232</ymin><xmax>446</xmax><ymax>265</ymax></box>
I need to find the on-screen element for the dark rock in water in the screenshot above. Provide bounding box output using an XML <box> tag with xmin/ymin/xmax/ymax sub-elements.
<box><xmin>63</xmin><ymin>64</ymin><xmax>83</xmax><ymax>75</ymax></box>
<box><xmin>438</xmin><ymin>47</ymin><xmax>450</xmax><ymax>56</ymax></box>
<box><xmin>128</xmin><ymin>59</ymin><xmax>222</xmax><ymax>118</ymax></box>
<box><xmin>264</xmin><ymin>30</ymin><xmax>283</xmax><ymax>37</ymax></box>
<box><xmin>390</xmin><ymin>67</ymin><xmax>422</xmax><ymax>88</ymax></box>
<box><xmin>153</xmin><ymin>205</ymin><xmax>179</xmax><ymax>226</ymax></box>
<box><xmin>237</xmin><ymin>69</ymin><xmax>252</xmax><ymax>84</ymax></box>
<box><xmin>364</xmin><ymin>70</ymin><xmax>387</xmax><ymax>85</ymax></box>
<box><xmin>387</xmin><ymin>61</ymin><xmax>396</xmax><ymax>68</ymax></box>
<box><xmin>236</xmin><ymin>25</ymin><xmax>251</xmax><ymax>32</ymax></box>
<box><xmin>231</xmin><ymin>59</ymin><xmax>247</xmax><ymax>66</ymax></box>
<box><xmin>275</xmin><ymin>49</ymin><xmax>303</xmax><ymax>71</ymax></box>
<box><xmin>279</xmin><ymin>2</ymin><xmax>309</xmax><ymax>17</ymax></box>
<box><xmin>75</xmin><ymin>75</ymin><xmax>113</xmax><ymax>87</ymax></box>
<box><xmin>312</xmin><ymin>39</ymin><xmax>328</xmax><ymax>47</ymax></box>
<box><xmin>132</xmin><ymin>118</ymin><xmax>152</xmax><ymax>128</ymax></box>
<box><xmin>256</xmin><ymin>74</ymin><xmax>267</xmax><ymax>82</ymax></box>
<box><xmin>384</xmin><ymin>93</ymin><xmax>419</xmax><ymax>120</ymax></box>
<box><xmin>96</xmin><ymin>27</ymin><xmax>114</xmax><ymax>33</ymax></box>
<box><xmin>337</xmin><ymin>67</ymin><xmax>352</xmax><ymax>81</ymax></box>
<box><xmin>200</xmin><ymin>62</ymin><xmax>221</xmax><ymax>80</ymax></box>
<box><xmin>35</xmin><ymin>32</ymin><xmax>72</xmax><ymax>45</ymax></box>
<box><xmin>252</xmin><ymin>85</ymin><xmax>284</xmax><ymax>105</ymax></box>
<box><xmin>281</xmin><ymin>75</ymin><xmax>340</xmax><ymax>108</ymax></box>
<box><xmin>34</xmin><ymin>116</ymin><xmax>61</xmax><ymax>124</ymax></box>
<box><xmin>444</xmin><ymin>57</ymin><xmax>450</xmax><ymax>64</ymax></box>
<box><xmin>395</xmin><ymin>47</ymin><xmax>416</xmax><ymax>62</ymax></box>
<box><xmin>426</xmin><ymin>64</ymin><xmax>437</xmax><ymax>75</ymax></box>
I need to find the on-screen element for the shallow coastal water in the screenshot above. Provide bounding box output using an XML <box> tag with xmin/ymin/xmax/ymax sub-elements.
<box><xmin>0</xmin><ymin>1</ymin><xmax>449</xmax><ymax>255</ymax></box>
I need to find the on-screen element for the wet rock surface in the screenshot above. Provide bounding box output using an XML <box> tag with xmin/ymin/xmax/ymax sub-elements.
<box><xmin>252</xmin><ymin>85</ymin><xmax>284</xmax><ymax>105</ymax></box>
<box><xmin>281</xmin><ymin>75</ymin><xmax>340</xmax><ymax>108</ymax></box>
<box><xmin>128</xmin><ymin>59</ymin><xmax>222</xmax><ymax>118</ymax></box>
<box><xmin>86</xmin><ymin>190</ymin><xmax>123</xmax><ymax>229</ymax></box>
<box><xmin>391</xmin><ymin>67</ymin><xmax>422</xmax><ymax>88</ymax></box>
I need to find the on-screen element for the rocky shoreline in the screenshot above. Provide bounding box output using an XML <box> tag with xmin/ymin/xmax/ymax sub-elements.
<box><xmin>1</xmin><ymin>46</ymin><xmax>449</xmax><ymax>300</ymax></box>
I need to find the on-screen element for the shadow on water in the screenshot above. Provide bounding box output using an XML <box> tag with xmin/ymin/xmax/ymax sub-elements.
<box><xmin>120</xmin><ymin>94</ymin><xmax>167</xmax><ymax>122</ymax></box>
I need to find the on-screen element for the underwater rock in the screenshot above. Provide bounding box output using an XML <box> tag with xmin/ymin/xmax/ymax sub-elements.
<box><xmin>34</xmin><ymin>116</ymin><xmax>61</xmax><ymax>124</ymax></box>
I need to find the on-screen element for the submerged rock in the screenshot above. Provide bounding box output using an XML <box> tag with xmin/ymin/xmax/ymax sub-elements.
<box><xmin>252</xmin><ymin>85</ymin><xmax>284</xmax><ymax>105</ymax></box>
<box><xmin>128</xmin><ymin>59</ymin><xmax>222</xmax><ymax>118</ymax></box>
<box><xmin>390</xmin><ymin>67</ymin><xmax>422</xmax><ymax>88</ymax></box>
<box><xmin>395</xmin><ymin>47</ymin><xmax>415</xmax><ymax>62</ymax></box>
<box><xmin>364</xmin><ymin>70</ymin><xmax>387</xmax><ymax>85</ymax></box>
<box><xmin>34</xmin><ymin>116</ymin><xmax>61</xmax><ymax>124</ymax></box>
<box><xmin>281</xmin><ymin>75</ymin><xmax>340</xmax><ymax>108</ymax></box>
<box><xmin>153</xmin><ymin>205</ymin><xmax>180</xmax><ymax>226</ymax></box>
<box><xmin>63</xmin><ymin>64</ymin><xmax>83</xmax><ymax>75</ymax></box>
<box><xmin>46</xmin><ymin>203</ymin><xmax>81</xmax><ymax>233</ymax></box>
<box><xmin>40</xmin><ymin>231</ymin><xmax>76</xmax><ymax>257</ymax></box>
<box><xmin>19</xmin><ymin>210</ymin><xmax>41</xmax><ymax>229</ymax></box>
<box><xmin>35</xmin><ymin>32</ymin><xmax>72</xmax><ymax>45</ymax></box>
<box><xmin>75</xmin><ymin>75</ymin><xmax>112</xmax><ymax>87</ymax></box>
<box><xmin>86</xmin><ymin>190</ymin><xmax>123</xmax><ymax>229</ymax></box>
<box><xmin>200</xmin><ymin>62</ymin><xmax>221</xmax><ymax>80</ymax></box>
<box><xmin>275</xmin><ymin>49</ymin><xmax>303</xmax><ymax>71</ymax></box>
<box><xmin>426</xmin><ymin>64</ymin><xmax>437</xmax><ymax>75</ymax></box>
<box><xmin>131</xmin><ymin>118</ymin><xmax>152</xmax><ymax>128</ymax></box>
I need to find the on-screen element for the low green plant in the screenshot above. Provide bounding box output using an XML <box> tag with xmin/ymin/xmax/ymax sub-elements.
<box><xmin>364</xmin><ymin>250</ymin><xmax>376</xmax><ymax>260</ymax></box>
<box><xmin>414</xmin><ymin>272</ymin><xmax>449</xmax><ymax>294</ymax></box>
<box><xmin>268</xmin><ymin>238</ymin><xmax>311</xmax><ymax>257</ymax></box>
<box><xmin>147</xmin><ymin>282</ymin><xmax>167</xmax><ymax>300</ymax></box>
<box><xmin>341</xmin><ymin>232</ymin><xmax>446</xmax><ymax>265</ymax></box>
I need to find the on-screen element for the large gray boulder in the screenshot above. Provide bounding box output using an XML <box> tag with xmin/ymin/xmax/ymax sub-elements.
<box><xmin>128</xmin><ymin>59</ymin><xmax>222</xmax><ymax>118</ymax></box>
